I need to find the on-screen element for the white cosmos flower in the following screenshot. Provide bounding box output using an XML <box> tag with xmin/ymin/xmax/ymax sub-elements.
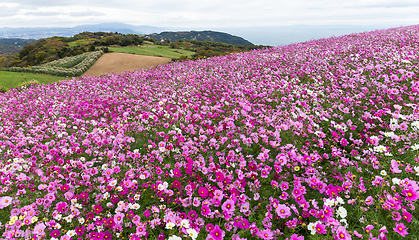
<box><xmin>392</xmin><ymin>178</ymin><xmax>400</xmax><ymax>185</ymax></box>
<box><xmin>166</xmin><ymin>222</ymin><xmax>175</xmax><ymax>229</ymax></box>
<box><xmin>168</xmin><ymin>235</ymin><xmax>182</xmax><ymax>240</ymax></box>
<box><xmin>337</xmin><ymin>206</ymin><xmax>347</xmax><ymax>218</ymax></box>
<box><xmin>340</xmin><ymin>219</ymin><xmax>348</xmax><ymax>228</ymax></box>
<box><xmin>180</xmin><ymin>219</ymin><xmax>190</xmax><ymax>228</ymax></box>
<box><xmin>307</xmin><ymin>221</ymin><xmax>320</xmax><ymax>235</ymax></box>
<box><xmin>186</xmin><ymin>228</ymin><xmax>198</xmax><ymax>239</ymax></box>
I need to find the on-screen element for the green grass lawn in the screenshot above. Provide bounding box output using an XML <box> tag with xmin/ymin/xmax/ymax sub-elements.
<box><xmin>0</xmin><ymin>71</ymin><xmax>65</xmax><ymax>90</ymax></box>
<box><xmin>108</xmin><ymin>45</ymin><xmax>195</xmax><ymax>59</ymax></box>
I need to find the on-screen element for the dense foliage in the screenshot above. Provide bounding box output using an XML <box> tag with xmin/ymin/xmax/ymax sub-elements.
<box><xmin>1</xmin><ymin>25</ymin><xmax>419</xmax><ymax>240</ymax></box>
<box><xmin>163</xmin><ymin>39</ymin><xmax>270</xmax><ymax>60</ymax></box>
<box><xmin>145</xmin><ymin>30</ymin><xmax>253</xmax><ymax>46</ymax></box>
<box><xmin>0</xmin><ymin>32</ymin><xmax>142</xmax><ymax>69</ymax></box>
<box><xmin>64</xmin><ymin>32</ymin><xmax>144</xmax><ymax>47</ymax></box>
<box><xmin>0</xmin><ymin>39</ymin><xmax>36</xmax><ymax>57</ymax></box>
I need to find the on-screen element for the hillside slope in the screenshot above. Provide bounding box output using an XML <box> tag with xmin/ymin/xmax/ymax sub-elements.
<box><xmin>0</xmin><ymin>39</ymin><xmax>36</xmax><ymax>56</ymax></box>
<box><xmin>145</xmin><ymin>30</ymin><xmax>253</xmax><ymax>45</ymax></box>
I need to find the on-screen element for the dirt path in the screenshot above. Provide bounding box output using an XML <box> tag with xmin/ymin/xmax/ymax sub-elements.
<box><xmin>83</xmin><ymin>53</ymin><xmax>172</xmax><ymax>76</ymax></box>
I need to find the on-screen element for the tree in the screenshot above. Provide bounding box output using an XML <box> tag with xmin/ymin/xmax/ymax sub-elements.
<box><xmin>170</xmin><ymin>42</ymin><xmax>179</xmax><ymax>49</ymax></box>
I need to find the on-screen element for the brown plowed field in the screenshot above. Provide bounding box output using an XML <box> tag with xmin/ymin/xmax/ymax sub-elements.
<box><xmin>83</xmin><ymin>53</ymin><xmax>172</xmax><ymax>76</ymax></box>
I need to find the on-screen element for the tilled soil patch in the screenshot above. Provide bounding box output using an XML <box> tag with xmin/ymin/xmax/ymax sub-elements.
<box><xmin>83</xmin><ymin>53</ymin><xmax>172</xmax><ymax>76</ymax></box>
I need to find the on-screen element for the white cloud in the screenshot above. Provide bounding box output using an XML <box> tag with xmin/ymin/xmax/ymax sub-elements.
<box><xmin>0</xmin><ymin>0</ymin><xmax>418</xmax><ymax>29</ymax></box>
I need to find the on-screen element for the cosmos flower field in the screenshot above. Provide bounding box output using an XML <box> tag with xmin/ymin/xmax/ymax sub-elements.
<box><xmin>1</xmin><ymin>25</ymin><xmax>419</xmax><ymax>240</ymax></box>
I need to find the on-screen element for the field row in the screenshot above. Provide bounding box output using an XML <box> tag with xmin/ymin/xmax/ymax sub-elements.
<box><xmin>6</xmin><ymin>51</ymin><xmax>103</xmax><ymax>77</ymax></box>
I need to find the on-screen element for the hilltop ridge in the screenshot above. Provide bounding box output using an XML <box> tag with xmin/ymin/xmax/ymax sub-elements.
<box><xmin>145</xmin><ymin>30</ymin><xmax>253</xmax><ymax>45</ymax></box>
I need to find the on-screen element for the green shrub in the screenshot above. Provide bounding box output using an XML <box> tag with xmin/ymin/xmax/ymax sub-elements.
<box><xmin>15</xmin><ymin>80</ymin><xmax>40</xmax><ymax>91</ymax></box>
<box><xmin>0</xmin><ymin>86</ymin><xmax>7</xmax><ymax>93</ymax></box>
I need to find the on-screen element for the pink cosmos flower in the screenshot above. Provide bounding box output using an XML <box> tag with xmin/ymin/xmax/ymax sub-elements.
<box><xmin>379</xmin><ymin>226</ymin><xmax>388</xmax><ymax>239</ymax></box>
<box><xmin>402</xmin><ymin>187</ymin><xmax>419</xmax><ymax>201</ymax></box>
<box><xmin>280</xmin><ymin>181</ymin><xmax>289</xmax><ymax>191</ymax></box>
<box><xmin>334</xmin><ymin>226</ymin><xmax>351</xmax><ymax>240</ymax></box>
<box><xmin>206</xmin><ymin>223</ymin><xmax>215</xmax><ymax>232</ymax></box>
<box><xmin>393</xmin><ymin>222</ymin><xmax>408</xmax><ymax>237</ymax></box>
<box><xmin>173</xmin><ymin>168</ymin><xmax>182</xmax><ymax>177</ymax></box>
<box><xmin>0</xmin><ymin>196</ymin><xmax>13</xmax><ymax>209</ymax></box>
<box><xmin>198</xmin><ymin>186</ymin><xmax>209</xmax><ymax>198</ymax></box>
<box><xmin>286</xmin><ymin>234</ymin><xmax>304</xmax><ymax>240</ymax></box>
<box><xmin>213</xmin><ymin>190</ymin><xmax>224</xmax><ymax>201</ymax></box>
<box><xmin>364</xmin><ymin>224</ymin><xmax>374</xmax><ymax>238</ymax></box>
<box><xmin>292</xmin><ymin>188</ymin><xmax>303</xmax><ymax>197</ymax></box>
<box><xmin>114</xmin><ymin>213</ymin><xmax>124</xmax><ymax>224</ymax></box>
<box><xmin>258</xmin><ymin>229</ymin><xmax>274</xmax><ymax>240</ymax></box>
<box><xmin>276</xmin><ymin>204</ymin><xmax>291</xmax><ymax>219</ymax></box>
<box><xmin>201</xmin><ymin>204</ymin><xmax>211</xmax><ymax>216</ymax></box>
<box><xmin>340</xmin><ymin>138</ymin><xmax>348</xmax><ymax>146</ymax></box>
<box><xmin>402</xmin><ymin>210</ymin><xmax>412</xmax><ymax>222</ymax></box>
<box><xmin>221</xmin><ymin>199</ymin><xmax>235</xmax><ymax>214</ymax></box>
<box><xmin>34</xmin><ymin>222</ymin><xmax>46</xmax><ymax>235</ymax></box>
<box><xmin>210</xmin><ymin>224</ymin><xmax>225</xmax><ymax>240</ymax></box>
<box><xmin>56</xmin><ymin>202</ymin><xmax>68</xmax><ymax>214</ymax></box>
<box><xmin>353</xmin><ymin>230</ymin><xmax>363</xmax><ymax>238</ymax></box>
<box><xmin>391</xmin><ymin>211</ymin><xmax>401</xmax><ymax>221</ymax></box>
<box><xmin>390</xmin><ymin>160</ymin><xmax>402</xmax><ymax>173</ymax></box>
<box><xmin>60</xmin><ymin>235</ymin><xmax>71</xmax><ymax>240</ymax></box>
<box><xmin>93</xmin><ymin>205</ymin><xmax>103</xmax><ymax>213</ymax></box>
<box><xmin>365</xmin><ymin>196</ymin><xmax>374</xmax><ymax>206</ymax></box>
<box><xmin>279</xmin><ymin>192</ymin><xmax>289</xmax><ymax>200</ymax></box>
<box><xmin>315</xmin><ymin>222</ymin><xmax>327</xmax><ymax>234</ymax></box>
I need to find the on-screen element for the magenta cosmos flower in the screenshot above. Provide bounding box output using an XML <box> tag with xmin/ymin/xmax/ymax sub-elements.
<box><xmin>402</xmin><ymin>187</ymin><xmax>419</xmax><ymax>201</ymax></box>
<box><xmin>393</xmin><ymin>222</ymin><xmax>409</xmax><ymax>237</ymax></box>
<box><xmin>210</xmin><ymin>224</ymin><xmax>225</xmax><ymax>240</ymax></box>
<box><xmin>198</xmin><ymin>186</ymin><xmax>209</xmax><ymax>198</ymax></box>
<box><xmin>315</xmin><ymin>222</ymin><xmax>327</xmax><ymax>234</ymax></box>
<box><xmin>93</xmin><ymin>205</ymin><xmax>103</xmax><ymax>214</ymax></box>
<box><xmin>286</xmin><ymin>234</ymin><xmax>304</xmax><ymax>240</ymax></box>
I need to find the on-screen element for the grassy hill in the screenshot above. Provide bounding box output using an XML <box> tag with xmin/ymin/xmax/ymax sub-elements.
<box><xmin>0</xmin><ymin>71</ymin><xmax>64</xmax><ymax>90</ymax></box>
<box><xmin>145</xmin><ymin>30</ymin><xmax>253</xmax><ymax>45</ymax></box>
<box><xmin>0</xmin><ymin>31</ymin><xmax>270</xmax><ymax>90</ymax></box>
<box><xmin>108</xmin><ymin>44</ymin><xmax>195</xmax><ymax>59</ymax></box>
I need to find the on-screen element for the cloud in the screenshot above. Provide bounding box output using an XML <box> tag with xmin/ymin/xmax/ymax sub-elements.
<box><xmin>0</xmin><ymin>2</ymin><xmax>20</xmax><ymax>17</ymax></box>
<box><xmin>25</xmin><ymin>11</ymin><xmax>63</xmax><ymax>16</ymax></box>
<box><xmin>69</xmin><ymin>11</ymin><xmax>106</xmax><ymax>17</ymax></box>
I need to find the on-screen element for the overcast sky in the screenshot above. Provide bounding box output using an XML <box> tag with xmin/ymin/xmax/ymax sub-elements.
<box><xmin>1</xmin><ymin>0</ymin><xmax>419</xmax><ymax>28</ymax></box>
<box><xmin>1</xmin><ymin>0</ymin><xmax>419</xmax><ymax>45</ymax></box>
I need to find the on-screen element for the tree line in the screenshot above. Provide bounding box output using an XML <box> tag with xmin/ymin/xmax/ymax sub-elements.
<box><xmin>0</xmin><ymin>32</ymin><xmax>143</xmax><ymax>69</ymax></box>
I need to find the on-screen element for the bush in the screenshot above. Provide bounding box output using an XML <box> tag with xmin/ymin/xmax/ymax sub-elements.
<box><xmin>15</xmin><ymin>79</ymin><xmax>40</xmax><ymax>91</ymax></box>
<box><xmin>0</xmin><ymin>85</ymin><xmax>7</xmax><ymax>93</ymax></box>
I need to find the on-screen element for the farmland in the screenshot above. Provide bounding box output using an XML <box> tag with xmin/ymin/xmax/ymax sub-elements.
<box><xmin>0</xmin><ymin>25</ymin><xmax>419</xmax><ymax>240</ymax></box>
<box><xmin>0</xmin><ymin>71</ymin><xmax>64</xmax><ymax>90</ymax></box>
<box><xmin>108</xmin><ymin>44</ymin><xmax>195</xmax><ymax>59</ymax></box>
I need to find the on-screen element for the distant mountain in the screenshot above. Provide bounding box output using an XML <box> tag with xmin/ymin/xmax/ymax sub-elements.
<box><xmin>0</xmin><ymin>23</ymin><xmax>164</xmax><ymax>39</ymax></box>
<box><xmin>145</xmin><ymin>30</ymin><xmax>253</xmax><ymax>45</ymax></box>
